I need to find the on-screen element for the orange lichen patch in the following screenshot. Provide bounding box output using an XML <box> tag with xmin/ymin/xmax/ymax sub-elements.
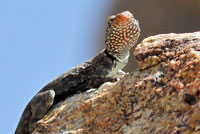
<box><xmin>176</xmin><ymin>59</ymin><xmax>200</xmax><ymax>89</ymax></box>
<box><xmin>140</xmin><ymin>56</ymin><xmax>161</xmax><ymax>69</ymax></box>
<box><xmin>182</xmin><ymin>69</ymin><xmax>197</xmax><ymax>84</ymax></box>
<box><xmin>168</xmin><ymin>60</ymin><xmax>180</xmax><ymax>70</ymax></box>
<box><xmin>156</xmin><ymin>87</ymin><xmax>164</xmax><ymax>96</ymax></box>
<box><xmin>185</xmin><ymin>79</ymin><xmax>200</xmax><ymax>95</ymax></box>
<box><xmin>168</xmin><ymin>80</ymin><xmax>184</xmax><ymax>91</ymax></box>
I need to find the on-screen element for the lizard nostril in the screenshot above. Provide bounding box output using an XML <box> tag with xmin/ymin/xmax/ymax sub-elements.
<box><xmin>107</xmin><ymin>16</ymin><xmax>115</xmax><ymax>24</ymax></box>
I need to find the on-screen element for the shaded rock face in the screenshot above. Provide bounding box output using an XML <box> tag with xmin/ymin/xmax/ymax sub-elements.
<box><xmin>33</xmin><ymin>32</ymin><xmax>200</xmax><ymax>134</ymax></box>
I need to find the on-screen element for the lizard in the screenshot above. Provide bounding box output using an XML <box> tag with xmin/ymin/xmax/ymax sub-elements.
<box><xmin>15</xmin><ymin>11</ymin><xmax>140</xmax><ymax>134</ymax></box>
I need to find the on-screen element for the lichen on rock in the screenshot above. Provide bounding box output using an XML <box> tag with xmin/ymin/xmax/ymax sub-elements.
<box><xmin>33</xmin><ymin>32</ymin><xmax>200</xmax><ymax>134</ymax></box>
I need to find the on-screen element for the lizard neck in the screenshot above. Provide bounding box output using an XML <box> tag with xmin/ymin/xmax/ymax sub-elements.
<box><xmin>105</xmin><ymin>49</ymin><xmax>129</xmax><ymax>77</ymax></box>
<box><xmin>105</xmin><ymin>47</ymin><xmax>130</xmax><ymax>62</ymax></box>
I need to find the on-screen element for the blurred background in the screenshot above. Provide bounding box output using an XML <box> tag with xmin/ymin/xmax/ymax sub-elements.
<box><xmin>0</xmin><ymin>1</ymin><xmax>200</xmax><ymax>133</ymax></box>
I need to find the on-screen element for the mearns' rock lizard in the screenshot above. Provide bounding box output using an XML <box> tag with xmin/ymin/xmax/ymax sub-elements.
<box><xmin>15</xmin><ymin>11</ymin><xmax>140</xmax><ymax>134</ymax></box>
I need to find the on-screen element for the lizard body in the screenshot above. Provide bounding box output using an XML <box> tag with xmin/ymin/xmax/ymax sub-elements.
<box><xmin>15</xmin><ymin>11</ymin><xmax>140</xmax><ymax>134</ymax></box>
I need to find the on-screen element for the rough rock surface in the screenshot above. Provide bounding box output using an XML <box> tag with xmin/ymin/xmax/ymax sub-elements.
<box><xmin>33</xmin><ymin>32</ymin><xmax>200</xmax><ymax>134</ymax></box>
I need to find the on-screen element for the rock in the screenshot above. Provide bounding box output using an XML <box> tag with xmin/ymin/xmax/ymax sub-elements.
<box><xmin>33</xmin><ymin>32</ymin><xmax>200</xmax><ymax>134</ymax></box>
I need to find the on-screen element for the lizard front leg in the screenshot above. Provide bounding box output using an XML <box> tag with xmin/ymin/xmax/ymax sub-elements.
<box><xmin>29</xmin><ymin>90</ymin><xmax>55</xmax><ymax>133</ymax></box>
<box><xmin>87</xmin><ymin>70</ymin><xmax>126</xmax><ymax>89</ymax></box>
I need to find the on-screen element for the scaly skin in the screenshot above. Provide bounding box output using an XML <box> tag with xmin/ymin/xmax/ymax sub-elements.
<box><xmin>15</xmin><ymin>11</ymin><xmax>140</xmax><ymax>134</ymax></box>
<box><xmin>106</xmin><ymin>11</ymin><xmax>140</xmax><ymax>60</ymax></box>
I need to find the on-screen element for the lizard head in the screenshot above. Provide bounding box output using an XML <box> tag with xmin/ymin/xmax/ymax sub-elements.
<box><xmin>105</xmin><ymin>11</ymin><xmax>140</xmax><ymax>60</ymax></box>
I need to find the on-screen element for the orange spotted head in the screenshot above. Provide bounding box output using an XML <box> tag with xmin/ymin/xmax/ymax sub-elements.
<box><xmin>105</xmin><ymin>11</ymin><xmax>140</xmax><ymax>60</ymax></box>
